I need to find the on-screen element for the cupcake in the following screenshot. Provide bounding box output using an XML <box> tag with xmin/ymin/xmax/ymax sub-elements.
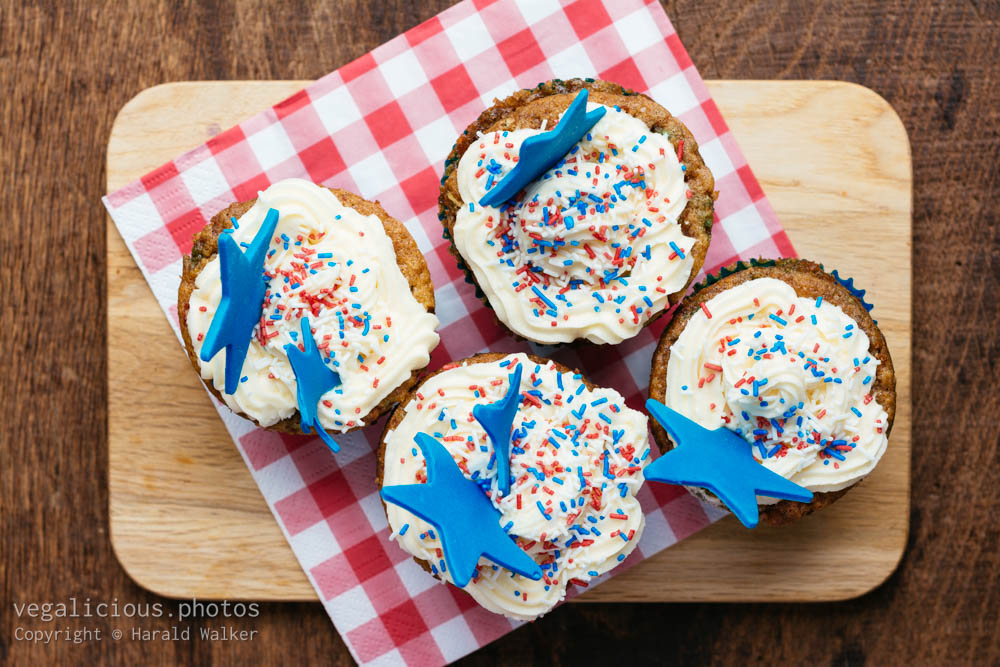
<box><xmin>179</xmin><ymin>178</ymin><xmax>440</xmax><ymax>438</ymax></box>
<box><xmin>648</xmin><ymin>259</ymin><xmax>895</xmax><ymax>525</ymax></box>
<box><xmin>378</xmin><ymin>352</ymin><xmax>650</xmax><ymax>620</ymax></box>
<box><xmin>439</xmin><ymin>78</ymin><xmax>715</xmax><ymax>345</ymax></box>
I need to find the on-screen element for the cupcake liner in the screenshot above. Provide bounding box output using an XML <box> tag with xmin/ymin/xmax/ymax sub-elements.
<box><xmin>691</xmin><ymin>258</ymin><xmax>877</xmax><ymax>320</ymax></box>
<box><xmin>440</xmin><ymin>224</ymin><xmax>487</xmax><ymax>298</ymax></box>
<box><xmin>830</xmin><ymin>268</ymin><xmax>875</xmax><ymax>313</ymax></box>
<box><xmin>691</xmin><ymin>257</ymin><xmax>778</xmax><ymax>292</ymax></box>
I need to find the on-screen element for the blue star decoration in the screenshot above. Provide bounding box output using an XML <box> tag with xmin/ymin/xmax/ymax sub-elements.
<box><xmin>478</xmin><ymin>88</ymin><xmax>606</xmax><ymax>208</ymax></box>
<box><xmin>472</xmin><ymin>362</ymin><xmax>523</xmax><ymax>497</ymax></box>
<box><xmin>381</xmin><ymin>432</ymin><xmax>543</xmax><ymax>588</ymax></box>
<box><xmin>643</xmin><ymin>399</ymin><xmax>814</xmax><ymax>529</ymax></box>
<box><xmin>200</xmin><ymin>207</ymin><xmax>280</xmax><ymax>395</ymax></box>
<box><xmin>284</xmin><ymin>317</ymin><xmax>342</xmax><ymax>453</ymax></box>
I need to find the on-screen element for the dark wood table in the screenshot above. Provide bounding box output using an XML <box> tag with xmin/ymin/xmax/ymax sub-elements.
<box><xmin>2</xmin><ymin>1</ymin><xmax>997</xmax><ymax>664</ymax></box>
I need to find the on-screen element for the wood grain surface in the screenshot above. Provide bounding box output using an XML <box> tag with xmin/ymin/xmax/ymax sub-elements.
<box><xmin>2</xmin><ymin>1</ymin><xmax>997</xmax><ymax>665</ymax></box>
<box><xmin>105</xmin><ymin>79</ymin><xmax>912</xmax><ymax>603</ymax></box>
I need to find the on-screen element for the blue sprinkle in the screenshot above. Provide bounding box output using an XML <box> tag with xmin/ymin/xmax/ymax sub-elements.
<box><xmin>536</xmin><ymin>501</ymin><xmax>551</xmax><ymax>520</ymax></box>
<box><xmin>531</xmin><ymin>285</ymin><xmax>556</xmax><ymax>310</ymax></box>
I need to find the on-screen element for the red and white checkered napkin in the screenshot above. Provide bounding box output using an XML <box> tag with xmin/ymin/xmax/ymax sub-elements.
<box><xmin>104</xmin><ymin>0</ymin><xmax>794</xmax><ymax>663</ymax></box>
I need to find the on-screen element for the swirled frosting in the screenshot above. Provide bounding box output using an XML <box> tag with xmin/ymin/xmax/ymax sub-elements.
<box><xmin>382</xmin><ymin>353</ymin><xmax>649</xmax><ymax>620</ymax></box>
<box><xmin>187</xmin><ymin>179</ymin><xmax>439</xmax><ymax>431</ymax></box>
<box><xmin>663</xmin><ymin>277</ymin><xmax>889</xmax><ymax>496</ymax></box>
<box><xmin>452</xmin><ymin>103</ymin><xmax>695</xmax><ymax>345</ymax></box>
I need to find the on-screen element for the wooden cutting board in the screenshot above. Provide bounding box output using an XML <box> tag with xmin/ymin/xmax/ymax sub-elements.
<box><xmin>106</xmin><ymin>80</ymin><xmax>911</xmax><ymax>602</ymax></box>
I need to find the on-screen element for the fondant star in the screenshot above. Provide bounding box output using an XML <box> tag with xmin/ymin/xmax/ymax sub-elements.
<box><xmin>478</xmin><ymin>88</ymin><xmax>606</xmax><ymax>208</ymax></box>
<box><xmin>472</xmin><ymin>362</ymin><xmax>522</xmax><ymax>496</ymax></box>
<box><xmin>644</xmin><ymin>399</ymin><xmax>814</xmax><ymax>529</ymax></box>
<box><xmin>284</xmin><ymin>317</ymin><xmax>342</xmax><ymax>453</ymax></box>
<box><xmin>381</xmin><ymin>432</ymin><xmax>543</xmax><ymax>588</ymax></box>
<box><xmin>200</xmin><ymin>207</ymin><xmax>280</xmax><ymax>394</ymax></box>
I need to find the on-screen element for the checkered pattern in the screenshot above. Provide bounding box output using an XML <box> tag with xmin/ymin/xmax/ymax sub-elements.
<box><xmin>103</xmin><ymin>0</ymin><xmax>794</xmax><ymax>664</ymax></box>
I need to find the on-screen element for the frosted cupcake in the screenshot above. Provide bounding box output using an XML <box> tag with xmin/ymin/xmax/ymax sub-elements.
<box><xmin>378</xmin><ymin>352</ymin><xmax>650</xmax><ymax>619</ymax></box>
<box><xmin>648</xmin><ymin>259</ymin><xmax>896</xmax><ymax>525</ymax></box>
<box><xmin>179</xmin><ymin>179</ymin><xmax>440</xmax><ymax>439</ymax></box>
<box><xmin>439</xmin><ymin>78</ymin><xmax>714</xmax><ymax>345</ymax></box>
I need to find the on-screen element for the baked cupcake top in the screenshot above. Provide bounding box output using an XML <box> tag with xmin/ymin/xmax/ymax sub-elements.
<box><xmin>379</xmin><ymin>353</ymin><xmax>649</xmax><ymax>620</ymax></box>
<box><xmin>184</xmin><ymin>178</ymin><xmax>439</xmax><ymax>432</ymax></box>
<box><xmin>652</xmin><ymin>264</ymin><xmax>894</xmax><ymax>502</ymax></box>
<box><xmin>448</xmin><ymin>85</ymin><xmax>711</xmax><ymax>345</ymax></box>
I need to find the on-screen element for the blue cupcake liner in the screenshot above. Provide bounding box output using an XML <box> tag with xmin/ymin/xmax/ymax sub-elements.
<box><xmin>692</xmin><ymin>258</ymin><xmax>877</xmax><ymax>319</ymax></box>
<box><xmin>830</xmin><ymin>269</ymin><xmax>875</xmax><ymax>313</ymax></box>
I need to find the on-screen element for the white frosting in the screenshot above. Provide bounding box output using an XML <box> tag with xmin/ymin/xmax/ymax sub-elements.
<box><xmin>663</xmin><ymin>277</ymin><xmax>889</xmax><ymax>497</ymax></box>
<box><xmin>187</xmin><ymin>179</ymin><xmax>439</xmax><ymax>431</ymax></box>
<box><xmin>452</xmin><ymin>103</ymin><xmax>695</xmax><ymax>345</ymax></box>
<box><xmin>382</xmin><ymin>353</ymin><xmax>649</xmax><ymax>620</ymax></box>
